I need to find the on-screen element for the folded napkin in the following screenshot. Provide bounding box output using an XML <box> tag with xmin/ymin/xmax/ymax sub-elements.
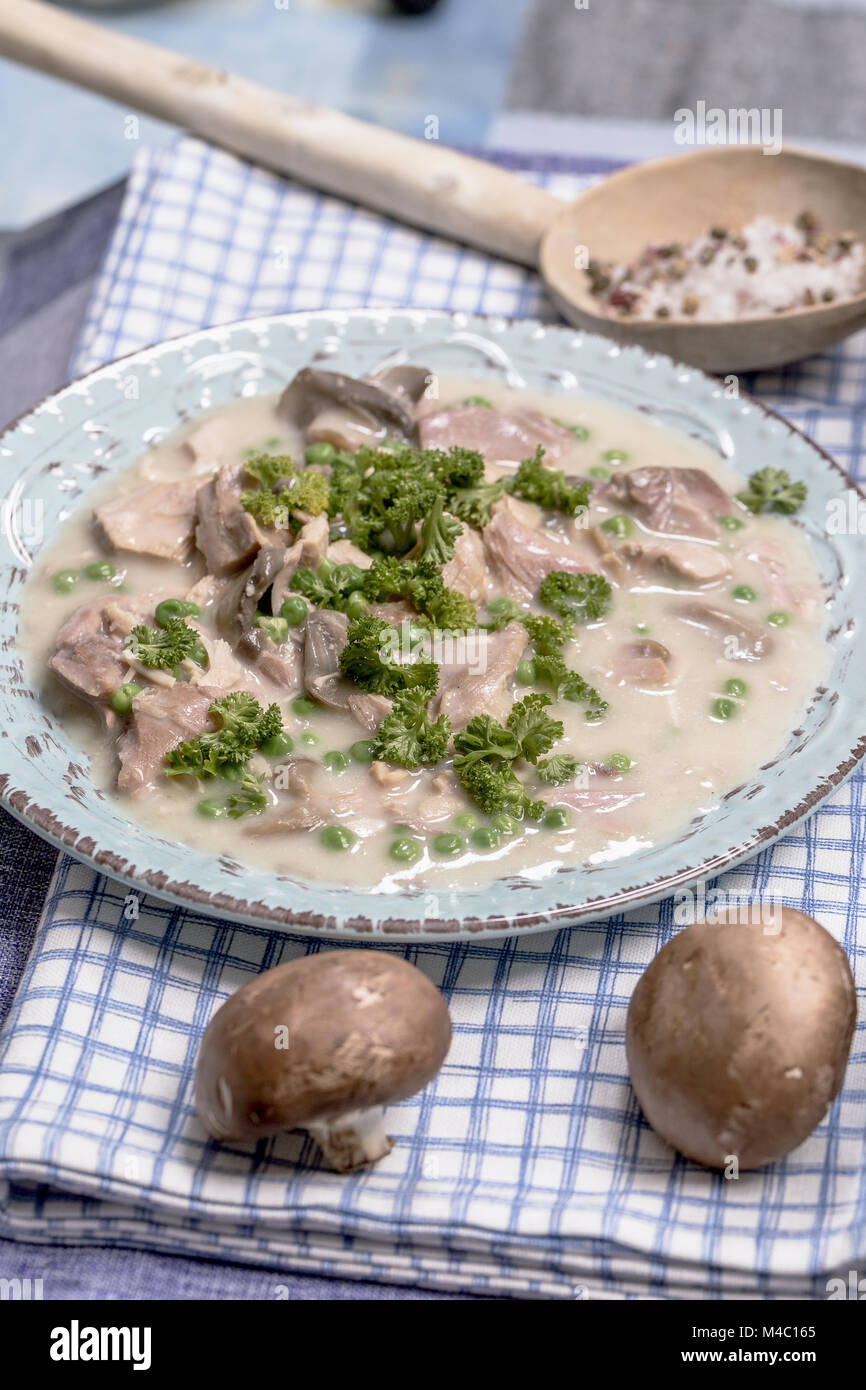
<box><xmin>0</xmin><ymin>137</ymin><xmax>863</xmax><ymax>1298</ymax></box>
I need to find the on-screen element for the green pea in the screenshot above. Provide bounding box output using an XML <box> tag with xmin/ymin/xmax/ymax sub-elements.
<box><xmin>516</xmin><ymin>659</ymin><xmax>537</xmax><ymax>686</ymax></box>
<box><xmin>471</xmin><ymin>826</ymin><xmax>500</xmax><ymax>851</ymax></box>
<box><xmin>109</xmin><ymin>682</ymin><xmax>141</xmax><ymax>714</ymax></box>
<box><xmin>323</xmin><ymin>750</ymin><xmax>350</xmax><ymax>772</ymax></box>
<box><xmin>261</xmin><ymin>731</ymin><xmax>294</xmax><ymax>758</ymax></box>
<box><xmin>305</xmin><ymin>441</ymin><xmax>336</xmax><ymax>466</ymax></box>
<box><xmin>723</xmin><ymin>678</ymin><xmax>748</xmax><ymax>698</ymax></box>
<box><xmin>255</xmin><ymin>614</ymin><xmax>288</xmax><ymax>645</ymax></box>
<box><xmin>543</xmin><ymin>807</ymin><xmax>570</xmax><ymax>829</ymax></box>
<box><xmin>767</xmin><ymin>611</ymin><xmax>791</xmax><ymax>627</ymax></box>
<box><xmin>350</xmin><ymin>739</ymin><xmax>375</xmax><ymax>763</ymax></box>
<box><xmin>453</xmin><ymin>812</ymin><xmax>479</xmax><ymax>831</ymax></box>
<box><xmin>280</xmin><ymin>596</ymin><xmax>308</xmax><ymax>626</ymax></box>
<box><xmin>432</xmin><ymin>832</ymin><xmax>464</xmax><ymax>857</ymax></box>
<box><xmin>602</xmin><ymin>448</ymin><xmax>629</xmax><ymax>465</ymax></box>
<box><xmin>607</xmin><ymin>754</ymin><xmax>633</xmax><ymax>772</ymax></box>
<box><xmin>718</xmin><ymin>514</ymin><xmax>746</xmax><ymax>532</ymax></box>
<box><xmin>732</xmin><ymin>585</ymin><xmax>756</xmax><ymax>603</ymax></box>
<box><xmin>320</xmin><ymin>824</ymin><xmax>355</xmax><ymax>851</ymax></box>
<box><xmin>344</xmin><ymin>591</ymin><xmax>367</xmax><ymax>620</ymax></box>
<box><xmin>197</xmin><ymin>798</ymin><xmax>227</xmax><ymax>819</ymax></box>
<box><xmin>491</xmin><ymin>813</ymin><xmax>518</xmax><ymax>835</ymax></box>
<box><xmin>155</xmin><ymin>598</ymin><xmax>199</xmax><ymax>626</ymax></box>
<box><xmin>189</xmin><ymin>643</ymin><xmax>209</xmax><ymax>669</ymax></box>
<box><xmin>389</xmin><ymin>836</ymin><xmax>422</xmax><ymax>864</ymax></box>
<box><xmin>84</xmin><ymin>560</ymin><xmax>116</xmax><ymax>582</ymax></box>
<box><xmin>712</xmin><ymin>697</ymin><xmax>737</xmax><ymax>720</ymax></box>
<box><xmin>292</xmin><ymin>695</ymin><xmax>317</xmax><ymax>717</ymax></box>
<box><xmin>52</xmin><ymin>569</ymin><xmax>78</xmax><ymax>594</ymax></box>
<box><xmin>301</xmin><ymin>732</ymin><xmax>319</xmax><ymax>745</ymax></box>
<box><xmin>588</xmin><ymin>465</ymin><xmax>610</xmax><ymax>481</ymax></box>
<box><xmin>555</xmin><ymin>419</ymin><xmax>590</xmax><ymax>442</ymax></box>
<box><xmin>463</xmin><ymin>395</ymin><xmax>493</xmax><ymax>408</ymax></box>
<box><xmin>600</xmin><ymin>514</ymin><xmax>634</xmax><ymax>538</ymax></box>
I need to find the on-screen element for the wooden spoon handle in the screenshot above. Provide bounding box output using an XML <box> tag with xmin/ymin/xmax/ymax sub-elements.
<box><xmin>0</xmin><ymin>0</ymin><xmax>559</xmax><ymax>265</ymax></box>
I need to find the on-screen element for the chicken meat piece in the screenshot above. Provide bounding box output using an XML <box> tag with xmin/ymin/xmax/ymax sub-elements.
<box><xmin>419</xmin><ymin>404</ymin><xmax>575</xmax><ymax>462</ymax></box>
<box><xmin>94</xmin><ymin>481</ymin><xmax>198</xmax><ymax>562</ymax></box>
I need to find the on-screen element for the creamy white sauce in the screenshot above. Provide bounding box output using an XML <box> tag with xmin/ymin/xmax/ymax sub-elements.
<box><xmin>19</xmin><ymin>376</ymin><xmax>831</xmax><ymax>891</ymax></box>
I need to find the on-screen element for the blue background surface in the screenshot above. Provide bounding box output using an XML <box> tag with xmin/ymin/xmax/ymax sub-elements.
<box><xmin>0</xmin><ymin>0</ymin><xmax>530</xmax><ymax>226</ymax></box>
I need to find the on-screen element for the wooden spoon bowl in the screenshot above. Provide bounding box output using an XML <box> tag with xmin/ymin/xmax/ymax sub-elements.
<box><xmin>539</xmin><ymin>145</ymin><xmax>866</xmax><ymax>374</ymax></box>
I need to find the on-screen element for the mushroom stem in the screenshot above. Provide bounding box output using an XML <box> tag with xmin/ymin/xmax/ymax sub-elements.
<box><xmin>306</xmin><ymin>1106</ymin><xmax>393</xmax><ymax>1172</ymax></box>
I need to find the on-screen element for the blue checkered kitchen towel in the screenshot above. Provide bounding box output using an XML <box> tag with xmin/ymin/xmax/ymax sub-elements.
<box><xmin>0</xmin><ymin>137</ymin><xmax>864</xmax><ymax>1299</ymax></box>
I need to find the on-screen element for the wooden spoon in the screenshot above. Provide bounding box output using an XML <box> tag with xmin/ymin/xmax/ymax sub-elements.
<box><xmin>3</xmin><ymin>0</ymin><xmax>865</xmax><ymax>372</ymax></box>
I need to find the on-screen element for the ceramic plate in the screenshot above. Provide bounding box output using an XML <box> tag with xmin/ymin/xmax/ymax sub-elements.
<box><xmin>1</xmin><ymin>310</ymin><xmax>864</xmax><ymax>940</ymax></box>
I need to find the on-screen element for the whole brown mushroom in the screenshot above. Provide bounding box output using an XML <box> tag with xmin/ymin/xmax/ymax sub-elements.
<box><xmin>195</xmin><ymin>949</ymin><xmax>451</xmax><ymax>1171</ymax></box>
<box><xmin>626</xmin><ymin>908</ymin><xmax>857</xmax><ymax>1170</ymax></box>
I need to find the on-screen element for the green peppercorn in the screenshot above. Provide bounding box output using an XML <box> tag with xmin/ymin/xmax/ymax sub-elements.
<box><xmin>588</xmin><ymin>465</ymin><xmax>610</xmax><ymax>481</ymax></box>
<box><xmin>767</xmin><ymin>611</ymin><xmax>791</xmax><ymax>627</ymax></box>
<box><xmin>602</xmin><ymin>448</ymin><xmax>629</xmax><ymax>465</ymax></box>
<box><xmin>712</xmin><ymin>697</ymin><xmax>737</xmax><ymax>721</ymax></box>
<box><xmin>84</xmin><ymin>560</ymin><xmax>116</xmax><ymax>582</ymax></box>
<box><xmin>732</xmin><ymin>585</ymin><xmax>756</xmax><ymax>603</ymax></box>
<box><xmin>453</xmin><ymin>812</ymin><xmax>479</xmax><ymax>831</ymax></box>
<box><xmin>292</xmin><ymin>695</ymin><xmax>317</xmax><ymax>717</ymax></box>
<box><xmin>350</xmin><ymin>739</ymin><xmax>375</xmax><ymax>763</ymax></box>
<box><xmin>471</xmin><ymin>826</ymin><xmax>500</xmax><ymax>851</ymax></box>
<box><xmin>491</xmin><ymin>814</ymin><xmax>518</xmax><ymax>835</ymax></box>
<box><xmin>718</xmin><ymin>515</ymin><xmax>746</xmax><ymax>532</ymax></box>
<box><xmin>305</xmin><ymin>441</ymin><xmax>336</xmax><ymax>466</ymax></box>
<box><xmin>320</xmin><ymin>824</ymin><xmax>355</xmax><ymax>851</ymax></box>
<box><xmin>301</xmin><ymin>732</ymin><xmax>319</xmax><ymax>745</ymax></box>
<box><xmin>543</xmin><ymin>808</ymin><xmax>570</xmax><ymax>829</ymax></box>
<box><xmin>280</xmin><ymin>596</ymin><xmax>308</xmax><ymax>626</ymax></box>
<box><xmin>323</xmin><ymin>750</ymin><xmax>350</xmax><ymax>772</ymax></box>
<box><xmin>51</xmin><ymin>569</ymin><xmax>78</xmax><ymax>594</ymax></box>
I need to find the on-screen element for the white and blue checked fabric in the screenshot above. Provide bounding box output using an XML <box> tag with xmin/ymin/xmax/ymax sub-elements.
<box><xmin>0</xmin><ymin>137</ymin><xmax>864</xmax><ymax>1299</ymax></box>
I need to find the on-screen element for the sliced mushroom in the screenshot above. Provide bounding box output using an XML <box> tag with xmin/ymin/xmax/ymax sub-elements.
<box><xmin>675</xmin><ymin>601</ymin><xmax>773</xmax><ymax>661</ymax></box>
<box><xmin>195</xmin><ymin>950</ymin><xmax>452</xmax><ymax>1170</ymax></box>
<box><xmin>621</xmin><ymin>539</ymin><xmax>732</xmax><ymax>587</ymax></box>
<box><xmin>368</xmin><ymin>364</ymin><xmax>434</xmax><ymax>407</ymax></box>
<box><xmin>303</xmin><ymin>608</ymin><xmax>354</xmax><ymax>708</ymax></box>
<box><xmin>279</xmin><ymin>367</ymin><xmax>417</xmax><ymax>451</ymax></box>
<box><xmin>215</xmin><ymin>546</ymin><xmax>288</xmax><ymax>657</ymax></box>
<box><xmin>614</xmin><ymin>638</ymin><xmax>671</xmax><ymax>685</ymax></box>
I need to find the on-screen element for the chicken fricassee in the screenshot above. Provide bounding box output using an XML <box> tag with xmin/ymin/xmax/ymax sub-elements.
<box><xmin>22</xmin><ymin>367</ymin><xmax>830</xmax><ymax>891</ymax></box>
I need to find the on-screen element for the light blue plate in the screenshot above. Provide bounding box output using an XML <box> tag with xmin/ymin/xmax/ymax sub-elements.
<box><xmin>1</xmin><ymin>310</ymin><xmax>864</xmax><ymax>940</ymax></box>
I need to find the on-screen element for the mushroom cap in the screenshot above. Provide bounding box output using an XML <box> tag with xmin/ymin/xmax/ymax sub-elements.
<box><xmin>195</xmin><ymin>949</ymin><xmax>451</xmax><ymax>1143</ymax></box>
<box><xmin>626</xmin><ymin>908</ymin><xmax>856</xmax><ymax>1170</ymax></box>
